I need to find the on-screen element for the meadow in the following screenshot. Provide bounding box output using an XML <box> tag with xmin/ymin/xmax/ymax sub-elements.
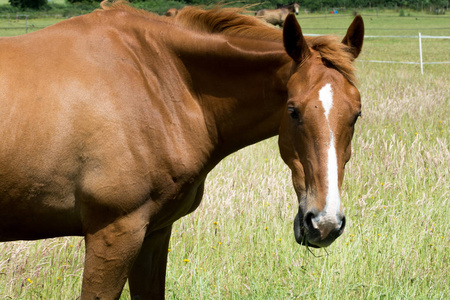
<box><xmin>0</xmin><ymin>8</ymin><xmax>449</xmax><ymax>300</ymax></box>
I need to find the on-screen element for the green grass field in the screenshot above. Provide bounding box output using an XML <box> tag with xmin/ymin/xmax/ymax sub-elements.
<box><xmin>0</xmin><ymin>8</ymin><xmax>449</xmax><ymax>300</ymax></box>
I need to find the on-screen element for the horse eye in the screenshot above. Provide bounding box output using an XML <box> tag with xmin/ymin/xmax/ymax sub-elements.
<box><xmin>288</xmin><ymin>107</ymin><xmax>299</xmax><ymax>119</ymax></box>
<box><xmin>288</xmin><ymin>107</ymin><xmax>303</xmax><ymax>124</ymax></box>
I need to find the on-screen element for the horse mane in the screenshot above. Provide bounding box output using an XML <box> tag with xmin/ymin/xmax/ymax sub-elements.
<box><xmin>100</xmin><ymin>1</ymin><xmax>357</xmax><ymax>85</ymax></box>
<box><xmin>174</xmin><ymin>6</ymin><xmax>283</xmax><ymax>42</ymax></box>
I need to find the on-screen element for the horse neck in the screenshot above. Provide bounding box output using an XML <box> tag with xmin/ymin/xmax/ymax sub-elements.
<box><xmin>174</xmin><ymin>34</ymin><xmax>292</xmax><ymax>158</ymax></box>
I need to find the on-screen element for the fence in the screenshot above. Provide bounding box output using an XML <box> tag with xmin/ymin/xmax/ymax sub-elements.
<box><xmin>302</xmin><ymin>31</ymin><xmax>449</xmax><ymax>75</ymax></box>
<box><xmin>0</xmin><ymin>14</ymin><xmax>60</xmax><ymax>34</ymax></box>
<box><xmin>360</xmin><ymin>34</ymin><xmax>450</xmax><ymax>75</ymax></box>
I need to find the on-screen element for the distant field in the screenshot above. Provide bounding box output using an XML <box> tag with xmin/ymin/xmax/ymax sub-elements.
<box><xmin>299</xmin><ymin>12</ymin><xmax>450</xmax><ymax>36</ymax></box>
<box><xmin>297</xmin><ymin>13</ymin><xmax>450</xmax><ymax>66</ymax></box>
<box><xmin>0</xmin><ymin>7</ymin><xmax>449</xmax><ymax>300</ymax></box>
<box><xmin>0</xmin><ymin>17</ymin><xmax>65</xmax><ymax>37</ymax></box>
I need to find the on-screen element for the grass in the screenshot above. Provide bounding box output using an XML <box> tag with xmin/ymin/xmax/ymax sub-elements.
<box><xmin>0</xmin><ymin>10</ymin><xmax>449</xmax><ymax>300</ymax></box>
<box><xmin>297</xmin><ymin>11</ymin><xmax>450</xmax><ymax>66</ymax></box>
<box><xmin>0</xmin><ymin>16</ymin><xmax>64</xmax><ymax>36</ymax></box>
<box><xmin>298</xmin><ymin>12</ymin><xmax>450</xmax><ymax>36</ymax></box>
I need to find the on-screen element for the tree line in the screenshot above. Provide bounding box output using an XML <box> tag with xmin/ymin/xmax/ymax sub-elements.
<box><xmin>8</xmin><ymin>0</ymin><xmax>448</xmax><ymax>13</ymax></box>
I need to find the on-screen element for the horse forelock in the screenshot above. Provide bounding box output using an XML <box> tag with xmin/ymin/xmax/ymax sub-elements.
<box><xmin>307</xmin><ymin>36</ymin><xmax>358</xmax><ymax>86</ymax></box>
<box><xmin>99</xmin><ymin>1</ymin><xmax>357</xmax><ymax>85</ymax></box>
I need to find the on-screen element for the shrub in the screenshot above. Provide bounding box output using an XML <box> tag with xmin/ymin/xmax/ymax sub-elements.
<box><xmin>9</xmin><ymin>0</ymin><xmax>47</xmax><ymax>9</ymax></box>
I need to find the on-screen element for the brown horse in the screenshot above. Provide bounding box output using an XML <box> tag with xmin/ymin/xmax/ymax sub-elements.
<box><xmin>0</xmin><ymin>0</ymin><xmax>364</xmax><ymax>299</ymax></box>
<box><xmin>255</xmin><ymin>2</ymin><xmax>300</xmax><ymax>26</ymax></box>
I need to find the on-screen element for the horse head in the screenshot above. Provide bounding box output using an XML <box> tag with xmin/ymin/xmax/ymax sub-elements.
<box><xmin>279</xmin><ymin>14</ymin><xmax>364</xmax><ymax>248</ymax></box>
<box><xmin>292</xmin><ymin>3</ymin><xmax>300</xmax><ymax>15</ymax></box>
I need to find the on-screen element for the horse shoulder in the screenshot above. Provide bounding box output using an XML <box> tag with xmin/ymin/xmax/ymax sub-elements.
<box><xmin>0</xmin><ymin>11</ymin><xmax>213</xmax><ymax>236</ymax></box>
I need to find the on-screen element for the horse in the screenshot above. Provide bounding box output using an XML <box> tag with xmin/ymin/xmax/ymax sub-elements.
<box><xmin>0</xmin><ymin>0</ymin><xmax>364</xmax><ymax>298</ymax></box>
<box><xmin>278</xmin><ymin>2</ymin><xmax>301</xmax><ymax>11</ymax></box>
<box><xmin>255</xmin><ymin>2</ymin><xmax>300</xmax><ymax>26</ymax></box>
<box><xmin>164</xmin><ymin>8</ymin><xmax>178</xmax><ymax>17</ymax></box>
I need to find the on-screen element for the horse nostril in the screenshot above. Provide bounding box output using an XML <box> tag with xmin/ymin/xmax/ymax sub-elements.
<box><xmin>305</xmin><ymin>211</ymin><xmax>346</xmax><ymax>238</ymax></box>
<box><xmin>304</xmin><ymin>211</ymin><xmax>318</xmax><ymax>231</ymax></box>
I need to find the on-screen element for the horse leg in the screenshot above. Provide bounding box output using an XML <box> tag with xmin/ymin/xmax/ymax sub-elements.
<box><xmin>128</xmin><ymin>181</ymin><xmax>205</xmax><ymax>299</ymax></box>
<box><xmin>80</xmin><ymin>208</ymin><xmax>148</xmax><ymax>300</ymax></box>
<box><xmin>128</xmin><ymin>225</ymin><xmax>172</xmax><ymax>300</ymax></box>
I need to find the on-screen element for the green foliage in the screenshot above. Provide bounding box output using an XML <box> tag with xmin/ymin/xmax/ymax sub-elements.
<box><xmin>67</xmin><ymin>0</ymin><xmax>102</xmax><ymax>3</ymax></box>
<box><xmin>8</xmin><ymin>0</ymin><xmax>47</xmax><ymax>9</ymax></box>
<box><xmin>130</xmin><ymin>0</ymin><xmax>186</xmax><ymax>15</ymax></box>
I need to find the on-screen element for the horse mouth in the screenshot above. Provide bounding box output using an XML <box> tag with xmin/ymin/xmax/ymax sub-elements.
<box><xmin>294</xmin><ymin>213</ymin><xmax>321</xmax><ymax>248</ymax></box>
<box><xmin>297</xmin><ymin>234</ymin><xmax>321</xmax><ymax>248</ymax></box>
<box><xmin>293</xmin><ymin>212</ymin><xmax>344</xmax><ymax>248</ymax></box>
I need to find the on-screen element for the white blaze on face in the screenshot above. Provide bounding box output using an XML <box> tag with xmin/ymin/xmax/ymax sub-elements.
<box><xmin>319</xmin><ymin>83</ymin><xmax>333</xmax><ymax>119</ymax></box>
<box><xmin>316</xmin><ymin>83</ymin><xmax>341</xmax><ymax>226</ymax></box>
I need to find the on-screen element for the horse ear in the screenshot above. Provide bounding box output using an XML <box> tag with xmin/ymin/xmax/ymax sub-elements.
<box><xmin>342</xmin><ymin>15</ymin><xmax>364</xmax><ymax>59</ymax></box>
<box><xmin>283</xmin><ymin>14</ymin><xmax>311</xmax><ymax>63</ymax></box>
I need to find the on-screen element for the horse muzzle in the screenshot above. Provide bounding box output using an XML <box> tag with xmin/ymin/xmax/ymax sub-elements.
<box><xmin>294</xmin><ymin>207</ymin><xmax>346</xmax><ymax>248</ymax></box>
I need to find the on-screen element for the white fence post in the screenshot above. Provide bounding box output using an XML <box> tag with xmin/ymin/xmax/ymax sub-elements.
<box><xmin>419</xmin><ymin>32</ymin><xmax>423</xmax><ymax>75</ymax></box>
